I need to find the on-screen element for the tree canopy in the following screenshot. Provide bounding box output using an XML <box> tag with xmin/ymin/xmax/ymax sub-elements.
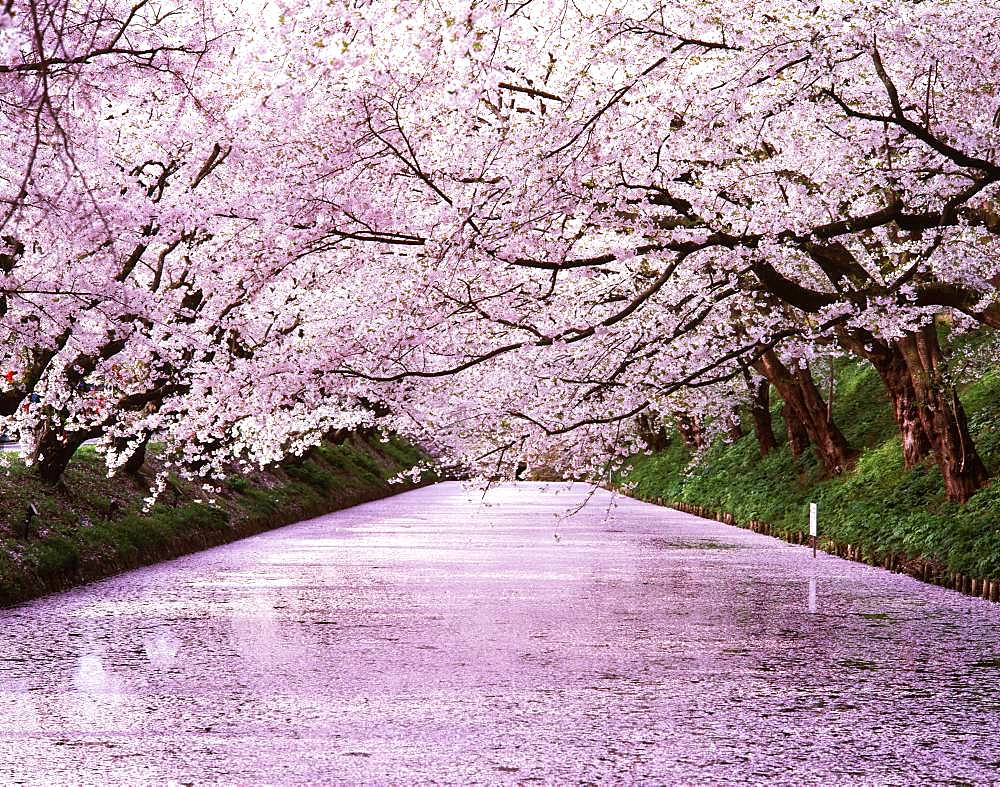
<box><xmin>1</xmin><ymin>0</ymin><xmax>998</xmax><ymax>500</ymax></box>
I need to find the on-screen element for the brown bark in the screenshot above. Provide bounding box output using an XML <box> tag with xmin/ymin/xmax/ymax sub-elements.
<box><xmin>749</xmin><ymin>378</ymin><xmax>779</xmax><ymax>456</ymax></box>
<box><xmin>323</xmin><ymin>427</ymin><xmax>351</xmax><ymax>445</ymax></box>
<box><xmin>636</xmin><ymin>413</ymin><xmax>669</xmax><ymax>451</ymax></box>
<box><xmin>780</xmin><ymin>403</ymin><xmax>810</xmax><ymax>459</ymax></box>
<box><xmin>30</xmin><ymin>423</ymin><xmax>102</xmax><ymax>485</ymax></box>
<box><xmin>676</xmin><ymin>413</ymin><xmax>705</xmax><ymax>451</ymax></box>
<box><xmin>728</xmin><ymin>421</ymin><xmax>745</xmax><ymax>443</ymax></box>
<box><xmin>754</xmin><ymin>349</ymin><xmax>857</xmax><ymax>474</ymax></box>
<box><xmin>897</xmin><ymin>325</ymin><xmax>988</xmax><ymax>503</ymax></box>
<box><xmin>117</xmin><ymin>434</ymin><xmax>151</xmax><ymax>477</ymax></box>
<box><xmin>837</xmin><ymin>329</ymin><xmax>932</xmax><ymax>467</ymax></box>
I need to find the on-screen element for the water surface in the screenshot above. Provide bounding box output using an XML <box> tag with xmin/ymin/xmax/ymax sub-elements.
<box><xmin>1</xmin><ymin>482</ymin><xmax>998</xmax><ymax>783</ymax></box>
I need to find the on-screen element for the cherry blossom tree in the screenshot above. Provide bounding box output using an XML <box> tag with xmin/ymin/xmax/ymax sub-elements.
<box><xmin>272</xmin><ymin>0</ymin><xmax>999</xmax><ymax>499</ymax></box>
<box><xmin>0</xmin><ymin>1</ymin><xmax>379</xmax><ymax>484</ymax></box>
<box><xmin>1</xmin><ymin>0</ymin><xmax>997</xmax><ymax>506</ymax></box>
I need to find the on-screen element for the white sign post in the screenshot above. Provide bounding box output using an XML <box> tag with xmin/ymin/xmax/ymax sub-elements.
<box><xmin>809</xmin><ymin>502</ymin><xmax>817</xmax><ymax>558</ymax></box>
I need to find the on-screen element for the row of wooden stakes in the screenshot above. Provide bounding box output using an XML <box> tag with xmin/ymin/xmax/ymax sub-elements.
<box><xmin>632</xmin><ymin>495</ymin><xmax>1000</xmax><ymax>604</ymax></box>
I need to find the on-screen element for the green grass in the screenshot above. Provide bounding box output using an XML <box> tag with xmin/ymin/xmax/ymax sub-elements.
<box><xmin>0</xmin><ymin>432</ymin><xmax>426</xmax><ymax>606</ymax></box>
<box><xmin>625</xmin><ymin>354</ymin><xmax>1000</xmax><ymax>580</ymax></box>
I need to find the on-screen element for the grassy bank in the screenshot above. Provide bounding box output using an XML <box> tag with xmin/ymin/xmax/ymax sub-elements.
<box><xmin>0</xmin><ymin>434</ymin><xmax>425</xmax><ymax>607</ymax></box>
<box><xmin>625</xmin><ymin>357</ymin><xmax>1000</xmax><ymax>585</ymax></box>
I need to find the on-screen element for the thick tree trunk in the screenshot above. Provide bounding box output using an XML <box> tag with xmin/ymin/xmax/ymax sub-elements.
<box><xmin>30</xmin><ymin>423</ymin><xmax>100</xmax><ymax>485</ymax></box>
<box><xmin>837</xmin><ymin>329</ymin><xmax>932</xmax><ymax>467</ymax></box>
<box><xmin>636</xmin><ymin>413</ymin><xmax>669</xmax><ymax>451</ymax></box>
<box><xmin>781</xmin><ymin>403</ymin><xmax>810</xmax><ymax>459</ymax></box>
<box><xmin>749</xmin><ymin>378</ymin><xmax>779</xmax><ymax>456</ymax></box>
<box><xmin>897</xmin><ymin>325</ymin><xmax>988</xmax><ymax>503</ymax></box>
<box><xmin>884</xmin><ymin>357</ymin><xmax>933</xmax><ymax>468</ymax></box>
<box><xmin>755</xmin><ymin>349</ymin><xmax>856</xmax><ymax>474</ymax></box>
<box><xmin>676</xmin><ymin>413</ymin><xmax>705</xmax><ymax>451</ymax></box>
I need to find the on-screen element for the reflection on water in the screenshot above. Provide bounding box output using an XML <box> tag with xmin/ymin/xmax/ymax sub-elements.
<box><xmin>143</xmin><ymin>632</ymin><xmax>182</xmax><ymax>668</ymax></box>
<box><xmin>0</xmin><ymin>481</ymin><xmax>997</xmax><ymax>784</ymax></box>
<box><xmin>74</xmin><ymin>651</ymin><xmax>111</xmax><ymax>693</ymax></box>
<box><xmin>67</xmin><ymin>643</ymin><xmax>138</xmax><ymax>735</ymax></box>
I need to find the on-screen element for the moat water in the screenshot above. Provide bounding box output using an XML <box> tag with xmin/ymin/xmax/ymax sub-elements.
<box><xmin>1</xmin><ymin>482</ymin><xmax>998</xmax><ymax>783</ymax></box>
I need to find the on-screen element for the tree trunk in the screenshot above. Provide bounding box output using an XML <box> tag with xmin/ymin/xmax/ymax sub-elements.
<box><xmin>749</xmin><ymin>378</ymin><xmax>779</xmax><ymax>456</ymax></box>
<box><xmin>30</xmin><ymin>423</ymin><xmax>100</xmax><ymax>485</ymax></box>
<box><xmin>897</xmin><ymin>325</ymin><xmax>988</xmax><ymax>503</ymax></box>
<box><xmin>781</xmin><ymin>403</ymin><xmax>810</xmax><ymax>459</ymax></box>
<box><xmin>727</xmin><ymin>412</ymin><xmax>745</xmax><ymax>443</ymax></box>
<box><xmin>837</xmin><ymin>329</ymin><xmax>932</xmax><ymax>467</ymax></box>
<box><xmin>755</xmin><ymin>349</ymin><xmax>856</xmax><ymax>474</ymax></box>
<box><xmin>323</xmin><ymin>427</ymin><xmax>351</xmax><ymax>445</ymax></box>
<box><xmin>676</xmin><ymin>413</ymin><xmax>705</xmax><ymax>451</ymax></box>
<box><xmin>117</xmin><ymin>434</ymin><xmax>151</xmax><ymax>477</ymax></box>
<box><xmin>636</xmin><ymin>413</ymin><xmax>669</xmax><ymax>451</ymax></box>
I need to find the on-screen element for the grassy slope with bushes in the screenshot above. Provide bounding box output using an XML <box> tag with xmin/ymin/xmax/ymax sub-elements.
<box><xmin>0</xmin><ymin>434</ymin><xmax>426</xmax><ymax>606</ymax></box>
<box><xmin>627</xmin><ymin>357</ymin><xmax>1000</xmax><ymax>581</ymax></box>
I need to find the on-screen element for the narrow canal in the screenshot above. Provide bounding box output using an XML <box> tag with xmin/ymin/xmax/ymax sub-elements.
<box><xmin>1</xmin><ymin>482</ymin><xmax>998</xmax><ymax>783</ymax></box>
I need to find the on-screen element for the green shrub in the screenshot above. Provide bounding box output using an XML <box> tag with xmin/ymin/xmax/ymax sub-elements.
<box><xmin>625</xmin><ymin>353</ymin><xmax>1000</xmax><ymax>579</ymax></box>
<box><xmin>26</xmin><ymin>537</ymin><xmax>80</xmax><ymax>578</ymax></box>
<box><xmin>0</xmin><ymin>432</ymin><xmax>425</xmax><ymax>606</ymax></box>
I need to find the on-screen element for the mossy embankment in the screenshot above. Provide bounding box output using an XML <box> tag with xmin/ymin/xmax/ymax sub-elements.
<box><xmin>0</xmin><ymin>434</ymin><xmax>426</xmax><ymax>607</ymax></box>
<box><xmin>625</xmin><ymin>357</ymin><xmax>1000</xmax><ymax>594</ymax></box>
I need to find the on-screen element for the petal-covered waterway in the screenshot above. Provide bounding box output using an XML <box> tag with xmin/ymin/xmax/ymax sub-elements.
<box><xmin>1</xmin><ymin>482</ymin><xmax>999</xmax><ymax>784</ymax></box>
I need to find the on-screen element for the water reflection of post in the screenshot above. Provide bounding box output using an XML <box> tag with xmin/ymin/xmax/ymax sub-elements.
<box><xmin>144</xmin><ymin>631</ymin><xmax>182</xmax><ymax>668</ymax></box>
<box><xmin>71</xmin><ymin>646</ymin><xmax>121</xmax><ymax>732</ymax></box>
<box><xmin>75</xmin><ymin>651</ymin><xmax>110</xmax><ymax>693</ymax></box>
<box><xmin>808</xmin><ymin>576</ymin><xmax>817</xmax><ymax>614</ymax></box>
